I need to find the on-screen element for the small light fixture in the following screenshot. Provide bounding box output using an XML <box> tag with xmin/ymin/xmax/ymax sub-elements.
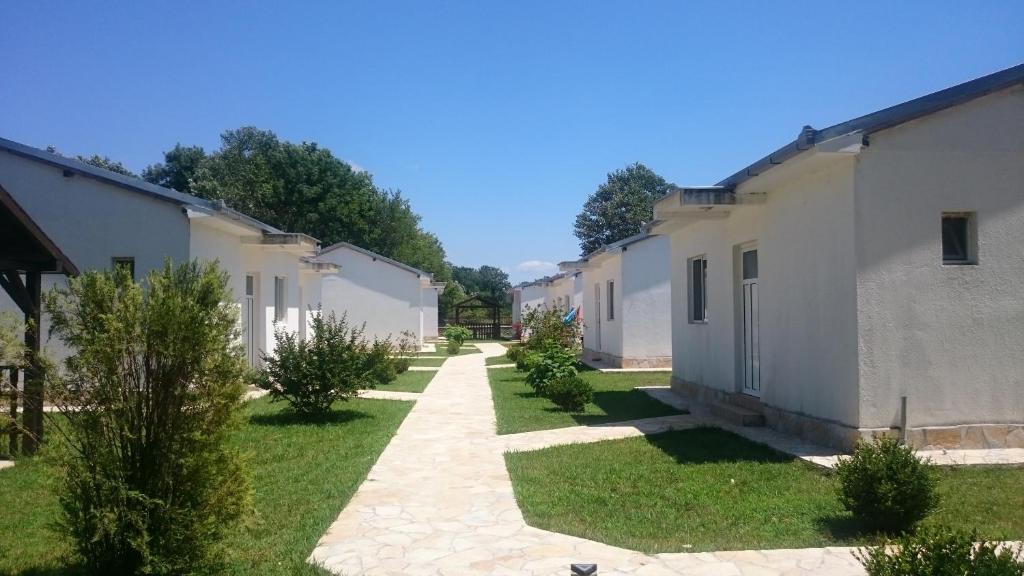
<box><xmin>571</xmin><ymin>564</ymin><xmax>597</xmax><ymax>576</ymax></box>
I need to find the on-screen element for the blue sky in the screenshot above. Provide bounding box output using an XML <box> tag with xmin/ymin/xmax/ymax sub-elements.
<box><xmin>2</xmin><ymin>1</ymin><xmax>1022</xmax><ymax>283</ymax></box>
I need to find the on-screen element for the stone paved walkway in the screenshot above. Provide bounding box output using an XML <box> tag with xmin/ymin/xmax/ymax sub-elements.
<box><xmin>309</xmin><ymin>342</ymin><xmax>867</xmax><ymax>575</ymax></box>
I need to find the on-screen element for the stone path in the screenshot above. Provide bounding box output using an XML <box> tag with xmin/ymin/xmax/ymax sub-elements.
<box><xmin>309</xmin><ymin>342</ymin><xmax>868</xmax><ymax>575</ymax></box>
<box><xmin>0</xmin><ymin>460</ymin><xmax>14</xmax><ymax>471</ymax></box>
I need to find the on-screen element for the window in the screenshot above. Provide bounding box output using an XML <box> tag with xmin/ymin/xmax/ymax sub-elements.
<box><xmin>112</xmin><ymin>257</ymin><xmax>135</xmax><ymax>279</ymax></box>
<box><xmin>606</xmin><ymin>280</ymin><xmax>615</xmax><ymax>321</ymax></box>
<box><xmin>689</xmin><ymin>256</ymin><xmax>707</xmax><ymax>323</ymax></box>
<box><xmin>274</xmin><ymin>276</ymin><xmax>286</xmax><ymax>322</ymax></box>
<box><xmin>942</xmin><ymin>212</ymin><xmax>976</xmax><ymax>265</ymax></box>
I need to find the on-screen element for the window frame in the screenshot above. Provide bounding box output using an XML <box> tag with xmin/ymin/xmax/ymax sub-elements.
<box><xmin>941</xmin><ymin>212</ymin><xmax>977</xmax><ymax>266</ymax></box>
<box><xmin>688</xmin><ymin>256</ymin><xmax>708</xmax><ymax>324</ymax></box>
<box><xmin>606</xmin><ymin>280</ymin><xmax>615</xmax><ymax>321</ymax></box>
<box><xmin>111</xmin><ymin>257</ymin><xmax>135</xmax><ymax>280</ymax></box>
<box><xmin>274</xmin><ymin>276</ymin><xmax>286</xmax><ymax>323</ymax></box>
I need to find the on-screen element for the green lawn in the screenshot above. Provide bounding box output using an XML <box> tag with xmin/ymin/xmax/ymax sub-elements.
<box><xmin>0</xmin><ymin>396</ymin><xmax>412</xmax><ymax>575</ymax></box>
<box><xmin>410</xmin><ymin>356</ymin><xmax>447</xmax><ymax>367</ymax></box>
<box><xmin>488</xmin><ymin>367</ymin><xmax>680</xmax><ymax>434</ymax></box>
<box><xmin>382</xmin><ymin>370</ymin><xmax>435</xmax><ymax>393</ymax></box>
<box><xmin>485</xmin><ymin>355</ymin><xmax>514</xmax><ymax>366</ymax></box>
<box><xmin>506</xmin><ymin>427</ymin><xmax>1024</xmax><ymax>553</ymax></box>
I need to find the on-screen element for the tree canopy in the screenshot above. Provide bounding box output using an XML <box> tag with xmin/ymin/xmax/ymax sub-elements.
<box><xmin>139</xmin><ymin>127</ymin><xmax>450</xmax><ymax>281</ymax></box>
<box><xmin>451</xmin><ymin>265</ymin><xmax>511</xmax><ymax>301</ymax></box>
<box><xmin>573</xmin><ymin>162</ymin><xmax>671</xmax><ymax>255</ymax></box>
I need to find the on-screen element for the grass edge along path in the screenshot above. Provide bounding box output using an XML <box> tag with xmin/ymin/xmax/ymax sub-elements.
<box><xmin>0</xmin><ymin>396</ymin><xmax>414</xmax><ymax>576</ymax></box>
<box><xmin>488</xmin><ymin>367</ymin><xmax>679</xmax><ymax>435</ymax></box>
<box><xmin>505</xmin><ymin>427</ymin><xmax>1024</xmax><ymax>554</ymax></box>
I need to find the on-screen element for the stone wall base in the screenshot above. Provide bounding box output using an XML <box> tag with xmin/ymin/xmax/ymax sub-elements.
<box><xmin>670</xmin><ymin>376</ymin><xmax>1024</xmax><ymax>452</ymax></box>
<box><xmin>583</xmin><ymin>348</ymin><xmax>671</xmax><ymax>369</ymax></box>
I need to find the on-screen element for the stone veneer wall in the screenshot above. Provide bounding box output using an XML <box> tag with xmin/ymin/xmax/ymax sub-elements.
<box><xmin>583</xmin><ymin>348</ymin><xmax>671</xmax><ymax>369</ymax></box>
<box><xmin>670</xmin><ymin>377</ymin><xmax>1024</xmax><ymax>452</ymax></box>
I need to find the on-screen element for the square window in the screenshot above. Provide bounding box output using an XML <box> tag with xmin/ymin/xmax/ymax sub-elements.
<box><xmin>942</xmin><ymin>212</ymin><xmax>976</xmax><ymax>265</ymax></box>
<box><xmin>689</xmin><ymin>256</ymin><xmax>707</xmax><ymax>323</ymax></box>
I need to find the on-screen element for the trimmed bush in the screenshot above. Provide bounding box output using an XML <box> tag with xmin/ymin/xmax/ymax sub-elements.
<box><xmin>858</xmin><ymin>525</ymin><xmax>1024</xmax><ymax>576</ymax></box>
<box><xmin>258</xmin><ymin>311</ymin><xmax>396</xmax><ymax>418</ymax></box>
<box><xmin>505</xmin><ymin>344</ymin><xmax>525</xmax><ymax>365</ymax></box>
<box><xmin>545</xmin><ymin>375</ymin><xmax>594</xmax><ymax>412</ymax></box>
<box><xmin>525</xmin><ymin>344</ymin><xmax>578</xmax><ymax>396</ymax></box>
<box><xmin>835</xmin><ymin>437</ymin><xmax>938</xmax><ymax>534</ymax></box>
<box><xmin>443</xmin><ymin>325</ymin><xmax>472</xmax><ymax>355</ymax></box>
<box><xmin>44</xmin><ymin>261</ymin><xmax>250</xmax><ymax>575</ymax></box>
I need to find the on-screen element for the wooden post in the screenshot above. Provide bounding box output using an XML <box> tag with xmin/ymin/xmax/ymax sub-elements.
<box><xmin>21</xmin><ymin>271</ymin><xmax>42</xmax><ymax>455</ymax></box>
<box><xmin>7</xmin><ymin>367</ymin><xmax>17</xmax><ymax>456</ymax></box>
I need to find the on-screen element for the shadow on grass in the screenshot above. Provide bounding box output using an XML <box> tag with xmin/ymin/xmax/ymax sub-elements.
<box><xmin>643</xmin><ymin>427</ymin><xmax>796</xmax><ymax>466</ymax></box>
<box><xmin>815</xmin><ymin>514</ymin><xmax>872</xmax><ymax>542</ymax></box>
<box><xmin>17</xmin><ymin>565</ymin><xmax>85</xmax><ymax>576</ymax></box>
<box><xmin>248</xmin><ymin>409</ymin><xmax>372</xmax><ymax>427</ymax></box>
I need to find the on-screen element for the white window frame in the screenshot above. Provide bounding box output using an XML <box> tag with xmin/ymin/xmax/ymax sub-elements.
<box><xmin>688</xmin><ymin>256</ymin><xmax>708</xmax><ymax>324</ymax></box>
<box><xmin>274</xmin><ymin>276</ymin><xmax>286</xmax><ymax>323</ymax></box>
<box><xmin>606</xmin><ymin>280</ymin><xmax>615</xmax><ymax>321</ymax></box>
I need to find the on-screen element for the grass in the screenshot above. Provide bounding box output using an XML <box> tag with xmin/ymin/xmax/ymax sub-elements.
<box><xmin>485</xmin><ymin>355</ymin><xmax>514</xmax><ymax>366</ymax></box>
<box><xmin>0</xmin><ymin>396</ymin><xmax>412</xmax><ymax>575</ymax></box>
<box><xmin>505</xmin><ymin>427</ymin><xmax>1024</xmax><ymax>553</ymax></box>
<box><xmin>410</xmin><ymin>356</ymin><xmax>447</xmax><ymax>367</ymax></box>
<box><xmin>488</xmin><ymin>367</ymin><xmax>680</xmax><ymax>434</ymax></box>
<box><xmin>382</xmin><ymin>370</ymin><xmax>435</xmax><ymax>393</ymax></box>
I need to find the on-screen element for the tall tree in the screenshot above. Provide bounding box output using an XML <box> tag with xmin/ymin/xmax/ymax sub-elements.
<box><xmin>573</xmin><ymin>162</ymin><xmax>671</xmax><ymax>255</ymax></box>
<box><xmin>142</xmin><ymin>144</ymin><xmax>206</xmax><ymax>193</ymax></box>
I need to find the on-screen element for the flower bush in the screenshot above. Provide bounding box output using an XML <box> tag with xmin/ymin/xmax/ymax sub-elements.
<box><xmin>521</xmin><ymin>305</ymin><xmax>581</xmax><ymax>353</ymax></box>
<box><xmin>525</xmin><ymin>343</ymin><xmax>579</xmax><ymax>396</ymax></box>
<box><xmin>443</xmin><ymin>325</ymin><xmax>472</xmax><ymax>354</ymax></box>
<box><xmin>835</xmin><ymin>437</ymin><xmax>938</xmax><ymax>534</ymax></box>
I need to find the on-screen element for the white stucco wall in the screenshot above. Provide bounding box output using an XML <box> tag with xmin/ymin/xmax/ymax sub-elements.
<box><xmin>318</xmin><ymin>245</ymin><xmax>426</xmax><ymax>346</ymax></box>
<box><xmin>669</xmin><ymin>157</ymin><xmax>860</xmax><ymax>427</ymax></box>
<box><xmin>519</xmin><ymin>284</ymin><xmax>550</xmax><ymax>315</ymax></box>
<box><xmin>0</xmin><ymin>152</ymin><xmax>190</xmax><ymax>359</ymax></box>
<box><xmin>620</xmin><ymin>235</ymin><xmax>672</xmax><ymax>360</ymax></box>
<box><xmin>854</xmin><ymin>85</ymin><xmax>1024</xmax><ymax>429</ymax></box>
<box><xmin>422</xmin><ymin>287</ymin><xmax>439</xmax><ymax>338</ymax></box>
<box><xmin>581</xmin><ymin>254</ymin><xmax>623</xmax><ymax>358</ymax></box>
<box><xmin>549</xmin><ymin>273</ymin><xmax>581</xmax><ymax>311</ymax></box>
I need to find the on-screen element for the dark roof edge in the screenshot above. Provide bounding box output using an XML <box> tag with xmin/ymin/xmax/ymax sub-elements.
<box><xmin>716</xmin><ymin>62</ymin><xmax>1024</xmax><ymax>189</ymax></box>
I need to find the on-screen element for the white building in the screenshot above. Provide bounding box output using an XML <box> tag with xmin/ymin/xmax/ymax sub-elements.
<box><xmin>421</xmin><ymin>282</ymin><xmax>445</xmax><ymax>340</ymax></box>
<box><xmin>579</xmin><ymin>233</ymin><xmax>672</xmax><ymax>368</ymax></box>
<box><xmin>0</xmin><ymin>137</ymin><xmax>333</xmax><ymax>367</ymax></box>
<box><xmin>652</xmin><ymin>64</ymin><xmax>1024</xmax><ymax>450</ymax></box>
<box><xmin>315</xmin><ymin>242</ymin><xmax>437</xmax><ymax>348</ymax></box>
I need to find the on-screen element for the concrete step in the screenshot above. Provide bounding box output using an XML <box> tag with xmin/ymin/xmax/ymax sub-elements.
<box><xmin>710</xmin><ymin>401</ymin><xmax>765</xmax><ymax>427</ymax></box>
<box><xmin>726</xmin><ymin>392</ymin><xmax>764</xmax><ymax>413</ymax></box>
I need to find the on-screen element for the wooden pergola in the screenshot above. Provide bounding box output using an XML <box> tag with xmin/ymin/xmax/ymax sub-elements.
<box><xmin>0</xmin><ymin>184</ymin><xmax>77</xmax><ymax>454</ymax></box>
<box><xmin>452</xmin><ymin>293</ymin><xmax>503</xmax><ymax>340</ymax></box>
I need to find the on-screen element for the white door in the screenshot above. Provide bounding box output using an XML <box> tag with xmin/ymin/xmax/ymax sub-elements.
<box><xmin>593</xmin><ymin>283</ymin><xmax>602</xmax><ymax>351</ymax></box>
<box><xmin>244</xmin><ymin>275</ymin><xmax>256</xmax><ymax>367</ymax></box>
<box><xmin>741</xmin><ymin>249</ymin><xmax>760</xmax><ymax>396</ymax></box>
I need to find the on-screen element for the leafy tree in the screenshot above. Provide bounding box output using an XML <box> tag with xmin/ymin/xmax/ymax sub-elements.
<box><xmin>76</xmin><ymin>154</ymin><xmax>137</xmax><ymax>177</ymax></box>
<box><xmin>574</xmin><ymin>162</ymin><xmax>671</xmax><ymax>255</ymax></box>
<box><xmin>439</xmin><ymin>280</ymin><xmax>467</xmax><ymax>320</ymax></box>
<box><xmin>44</xmin><ymin>261</ymin><xmax>250</xmax><ymax>575</ymax></box>
<box><xmin>452</xmin><ymin>265</ymin><xmax>511</xmax><ymax>300</ymax></box>
<box><xmin>142</xmin><ymin>144</ymin><xmax>207</xmax><ymax>193</ymax></box>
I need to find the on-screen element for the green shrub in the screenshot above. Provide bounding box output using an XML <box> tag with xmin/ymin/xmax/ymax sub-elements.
<box><xmin>505</xmin><ymin>344</ymin><xmax>526</xmax><ymax>364</ymax></box>
<box><xmin>545</xmin><ymin>375</ymin><xmax>594</xmax><ymax>412</ymax></box>
<box><xmin>525</xmin><ymin>344</ymin><xmax>578</xmax><ymax>395</ymax></box>
<box><xmin>858</xmin><ymin>525</ymin><xmax>1024</xmax><ymax>576</ymax></box>
<box><xmin>521</xmin><ymin>305</ymin><xmax>582</xmax><ymax>352</ymax></box>
<box><xmin>516</xmin><ymin>350</ymin><xmax>539</xmax><ymax>372</ymax></box>
<box><xmin>393</xmin><ymin>330</ymin><xmax>417</xmax><ymax>374</ymax></box>
<box><xmin>443</xmin><ymin>325</ymin><xmax>472</xmax><ymax>355</ymax></box>
<box><xmin>0</xmin><ymin>312</ymin><xmax>26</xmax><ymax>454</ymax></box>
<box><xmin>835</xmin><ymin>437</ymin><xmax>938</xmax><ymax>534</ymax></box>
<box><xmin>258</xmin><ymin>311</ymin><xmax>396</xmax><ymax>418</ymax></box>
<box><xmin>44</xmin><ymin>261</ymin><xmax>250</xmax><ymax>575</ymax></box>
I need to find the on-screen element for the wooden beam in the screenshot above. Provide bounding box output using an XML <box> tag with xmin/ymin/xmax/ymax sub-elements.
<box><xmin>21</xmin><ymin>270</ymin><xmax>43</xmax><ymax>454</ymax></box>
<box><xmin>0</xmin><ymin>271</ymin><xmax>34</xmax><ymax>316</ymax></box>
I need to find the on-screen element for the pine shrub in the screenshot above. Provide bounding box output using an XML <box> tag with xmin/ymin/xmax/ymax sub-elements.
<box><xmin>44</xmin><ymin>261</ymin><xmax>250</xmax><ymax>575</ymax></box>
<box><xmin>835</xmin><ymin>437</ymin><xmax>938</xmax><ymax>534</ymax></box>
